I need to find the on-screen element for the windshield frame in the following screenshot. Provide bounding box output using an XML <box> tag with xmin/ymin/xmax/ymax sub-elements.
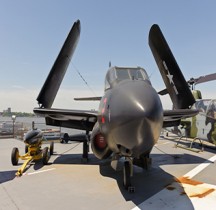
<box><xmin>104</xmin><ymin>66</ymin><xmax>150</xmax><ymax>90</ymax></box>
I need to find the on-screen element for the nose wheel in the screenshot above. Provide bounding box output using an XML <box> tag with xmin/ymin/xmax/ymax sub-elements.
<box><xmin>123</xmin><ymin>160</ymin><xmax>135</xmax><ymax>193</ymax></box>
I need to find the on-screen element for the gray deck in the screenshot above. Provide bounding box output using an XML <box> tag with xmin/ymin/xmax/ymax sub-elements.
<box><xmin>1</xmin><ymin>135</ymin><xmax>216</xmax><ymax>210</ymax></box>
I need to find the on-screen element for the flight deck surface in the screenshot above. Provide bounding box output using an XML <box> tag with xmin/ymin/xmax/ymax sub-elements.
<box><xmin>1</xmin><ymin>135</ymin><xmax>216</xmax><ymax>210</ymax></box>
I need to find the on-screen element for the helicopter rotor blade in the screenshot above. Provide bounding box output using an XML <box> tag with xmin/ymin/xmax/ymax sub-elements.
<box><xmin>195</xmin><ymin>73</ymin><xmax>216</xmax><ymax>85</ymax></box>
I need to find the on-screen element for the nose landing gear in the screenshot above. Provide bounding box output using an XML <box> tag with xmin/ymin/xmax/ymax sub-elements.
<box><xmin>111</xmin><ymin>155</ymin><xmax>135</xmax><ymax>193</ymax></box>
<box><xmin>111</xmin><ymin>152</ymin><xmax>152</xmax><ymax>193</ymax></box>
<box><xmin>123</xmin><ymin>160</ymin><xmax>135</xmax><ymax>193</ymax></box>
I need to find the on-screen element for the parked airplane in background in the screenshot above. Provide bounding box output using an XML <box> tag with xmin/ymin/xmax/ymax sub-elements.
<box><xmin>164</xmin><ymin>74</ymin><xmax>216</xmax><ymax>146</ymax></box>
<box><xmin>33</xmin><ymin>20</ymin><xmax>198</xmax><ymax>192</ymax></box>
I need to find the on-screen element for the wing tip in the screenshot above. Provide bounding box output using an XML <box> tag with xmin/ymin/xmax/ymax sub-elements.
<box><xmin>75</xmin><ymin>19</ymin><xmax>81</xmax><ymax>32</ymax></box>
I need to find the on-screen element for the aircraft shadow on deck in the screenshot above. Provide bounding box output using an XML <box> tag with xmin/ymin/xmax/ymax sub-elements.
<box><xmin>52</xmin><ymin>152</ymin><xmax>208</xmax><ymax>207</ymax></box>
<box><xmin>0</xmin><ymin>171</ymin><xmax>17</xmax><ymax>184</ymax></box>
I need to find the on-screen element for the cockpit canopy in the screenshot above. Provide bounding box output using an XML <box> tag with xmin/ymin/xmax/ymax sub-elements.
<box><xmin>105</xmin><ymin>66</ymin><xmax>150</xmax><ymax>90</ymax></box>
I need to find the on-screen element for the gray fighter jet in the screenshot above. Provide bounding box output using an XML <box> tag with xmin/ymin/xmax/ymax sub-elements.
<box><xmin>34</xmin><ymin>20</ymin><xmax>198</xmax><ymax>192</ymax></box>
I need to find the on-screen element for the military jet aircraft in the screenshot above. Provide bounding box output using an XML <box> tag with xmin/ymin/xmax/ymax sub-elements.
<box><xmin>34</xmin><ymin>20</ymin><xmax>198</xmax><ymax>192</ymax></box>
<box><xmin>163</xmin><ymin>73</ymin><xmax>216</xmax><ymax>146</ymax></box>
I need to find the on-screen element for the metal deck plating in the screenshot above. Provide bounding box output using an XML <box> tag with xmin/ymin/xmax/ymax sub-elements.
<box><xmin>1</xmin><ymin>135</ymin><xmax>216</xmax><ymax>210</ymax></box>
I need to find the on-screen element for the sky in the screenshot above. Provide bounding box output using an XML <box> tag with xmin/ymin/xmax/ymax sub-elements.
<box><xmin>0</xmin><ymin>1</ymin><xmax>215</xmax><ymax>112</ymax></box>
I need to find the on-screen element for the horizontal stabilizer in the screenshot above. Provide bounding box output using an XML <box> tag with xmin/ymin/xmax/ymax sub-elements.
<box><xmin>158</xmin><ymin>89</ymin><xmax>168</xmax><ymax>96</ymax></box>
<box><xmin>37</xmin><ymin>20</ymin><xmax>81</xmax><ymax>108</ymax></box>
<box><xmin>74</xmin><ymin>96</ymin><xmax>102</xmax><ymax>101</ymax></box>
<box><xmin>149</xmin><ymin>24</ymin><xmax>195</xmax><ymax>109</ymax></box>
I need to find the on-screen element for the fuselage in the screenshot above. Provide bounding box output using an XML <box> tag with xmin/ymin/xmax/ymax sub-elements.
<box><xmin>97</xmin><ymin>67</ymin><xmax>163</xmax><ymax>158</ymax></box>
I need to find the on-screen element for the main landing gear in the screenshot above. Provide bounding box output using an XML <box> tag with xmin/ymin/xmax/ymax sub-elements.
<box><xmin>133</xmin><ymin>153</ymin><xmax>152</xmax><ymax>170</ymax></box>
<box><xmin>82</xmin><ymin>134</ymin><xmax>90</xmax><ymax>163</ymax></box>
<box><xmin>61</xmin><ymin>131</ymin><xmax>90</xmax><ymax>163</ymax></box>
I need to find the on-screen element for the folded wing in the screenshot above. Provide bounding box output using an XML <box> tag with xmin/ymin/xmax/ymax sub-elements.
<box><xmin>34</xmin><ymin>20</ymin><xmax>98</xmax><ymax>131</ymax></box>
<box><xmin>37</xmin><ymin>20</ymin><xmax>81</xmax><ymax>108</ymax></box>
<box><xmin>149</xmin><ymin>24</ymin><xmax>195</xmax><ymax>109</ymax></box>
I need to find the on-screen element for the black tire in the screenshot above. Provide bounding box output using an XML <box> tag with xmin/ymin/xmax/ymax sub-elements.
<box><xmin>63</xmin><ymin>133</ymin><xmax>69</xmax><ymax>143</ymax></box>
<box><xmin>42</xmin><ymin>147</ymin><xmax>49</xmax><ymax>165</ymax></box>
<box><xmin>25</xmin><ymin>145</ymin><xmax>28</xmax><ymax>154</ymax></box>
<box><xmin>50</xmin><ymin>142</ymin><xmax>54</xmax><ymax>155</ymax></box>
<box><xmin>11</xmin><ymin>147</ymin><xmax>19</xmax><ymax>166</ymax></box>
<box><xmin>123</xmin><ymin>161</ymin><xmax>131</xmax><ymax>189</ymax></box>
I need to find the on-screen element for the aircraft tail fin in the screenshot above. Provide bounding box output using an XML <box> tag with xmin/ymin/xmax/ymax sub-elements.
<box><xmin>36</xmin><ymin>20</ymin><xmax>81</xmax><ymax>108</ymax></box>
<box><xmin>149</xmin><ymin>24</ymin><xmax>195</xmax><ymax>109</ymax></box>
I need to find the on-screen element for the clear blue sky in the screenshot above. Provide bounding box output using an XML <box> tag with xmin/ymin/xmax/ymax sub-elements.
<box><xmin>0</xmin><ymin>1</ymin><xmax>215</xmax><ymax>112</ymax></box>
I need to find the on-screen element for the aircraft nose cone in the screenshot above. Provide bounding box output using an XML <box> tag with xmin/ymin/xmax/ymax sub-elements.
<box><xmin>105</xmin><ymin>80</ymin><xmax>163</xmax><ymax>156</ymax></box>
<box><xmin>111</xmin><ymin>81</ymin><xmax>162</xmax><ymax>121</ymax></box>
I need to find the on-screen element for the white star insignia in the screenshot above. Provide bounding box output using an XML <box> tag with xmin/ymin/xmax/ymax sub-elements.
<box><xmin>167</xmin><ymin>71</ymin><xmax>174</xmax><ymax>84</ymax></box>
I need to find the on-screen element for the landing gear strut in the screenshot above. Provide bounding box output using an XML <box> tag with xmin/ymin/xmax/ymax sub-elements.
<box><xmin>123</xmin><ymin>159</ymin><xmax>135</xmax><ymax>193</ymax></box>
<box><xmin>121</xmin><ymin>153</ymin><xmax>152</xmax><ymax>192</ymax></box>
<box><xmin>133</xmin><ymin>153</ymin><xmax>152</xmax><ymax>170</ymax></box>
<box><xmin>82</xmin><ymin>132</ymin><xmax>90</xmax><ymax>163</ymax></box>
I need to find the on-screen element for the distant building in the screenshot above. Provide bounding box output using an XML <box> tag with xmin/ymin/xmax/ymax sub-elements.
<box><xmin>3</xmin><ymin>107</ymin><xmax>11</xmax><ymax>114</ymax></box>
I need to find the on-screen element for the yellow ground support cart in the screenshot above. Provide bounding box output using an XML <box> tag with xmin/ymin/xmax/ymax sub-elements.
<box><xmin>11</xmin><ymin>129</ymin><xmax>54</xmax><ymax>176</ymax></box>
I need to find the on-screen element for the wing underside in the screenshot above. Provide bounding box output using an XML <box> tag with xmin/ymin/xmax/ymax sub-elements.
<box><xmin>34</xmin><ymin>108</ymin><xmax>98</xmax><ymax>131</ymax></box>
<box><xmin>34</xmin><ymin>108</ymin><xmax>198</xmax><ymax>130</ymax></box>
<box><xmin>163</xmin><ymin>109</ymin><xmax>198</xmax><ymax>127</ymax></box>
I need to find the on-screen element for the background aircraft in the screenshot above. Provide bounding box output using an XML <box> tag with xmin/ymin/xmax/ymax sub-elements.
<box><xmin>164</xmin><ymin>73</ymin><xmax>216</xmax><ymax>145</ymax></box>
<box><xmin>33</xmin><ymin>20</ymin><xmax>198</xmax><ymax>192</ymax></box>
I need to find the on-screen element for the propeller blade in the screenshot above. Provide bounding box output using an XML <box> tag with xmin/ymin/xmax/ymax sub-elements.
<box><xmin>37</xmin><ymin>20</ymin><xmax>81</xmax><ymax>108</ymax></box>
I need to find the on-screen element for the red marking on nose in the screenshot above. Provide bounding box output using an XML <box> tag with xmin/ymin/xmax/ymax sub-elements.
<box><xmin>101</xmin><ymin>116</ymin><xmax>105</xmax><ymax>124</ymax></box>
